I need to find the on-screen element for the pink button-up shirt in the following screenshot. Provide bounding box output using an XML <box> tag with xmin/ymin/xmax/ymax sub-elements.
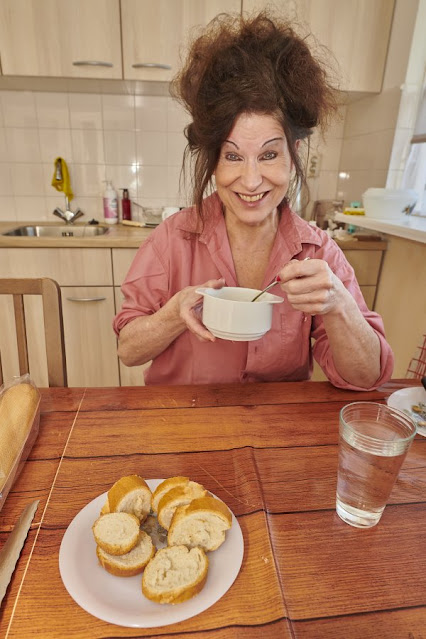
<box><xmin>113</xmin><ymin>192</ymin><xmax>394</xmax><ymax>389</ymax></box>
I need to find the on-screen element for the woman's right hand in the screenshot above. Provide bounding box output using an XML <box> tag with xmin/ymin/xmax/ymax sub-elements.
<box><xmin>176</xmin><ymin>278</ymin><xmax>225</xmax><ymax>341</ymax></box>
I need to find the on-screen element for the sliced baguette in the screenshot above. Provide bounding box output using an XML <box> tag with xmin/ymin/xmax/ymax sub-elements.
<box><xmin>96</xmin><ymin>530</ymin><xmax>155</xmax><ymax>577</ymax></box>
<box><xmin>142</xmin><ymin>545</ymin><xmax>208</xmax><ymax>604</ymax></box>
<box><xmin>151</xmin><ymin>476</ymin><xmax>191</xmax><ymax>515</ymax></box>
<box><xmin>108</xmin><ymin>474</ymin><xmax>152</xmax><ymax>523</ymax></box>
<box><xmin>168</xmin><ymin>495</ymin><xmax>232</xmax><ymax>552</ymax></box>
<box><xmin>92</xmin><ymin>512</ymin><xmax>140</xmax><ymax>556</ymax></box>
<box><xmin>157</xmin><ymin>482</ymin><xmax>206</xmax><ymax>530</ymax></box>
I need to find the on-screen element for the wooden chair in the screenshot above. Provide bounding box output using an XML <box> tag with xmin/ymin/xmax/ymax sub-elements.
<box><xmin>0</xmin><ymin>278</ymin><xmax>67</xmax><ymax>387</ymax></box>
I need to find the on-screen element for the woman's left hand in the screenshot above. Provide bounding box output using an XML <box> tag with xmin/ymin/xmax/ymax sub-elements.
<box><xmin>278</xmin><ymin>258</ymin><xmax>348</xmax><ymax>316</ymax></box>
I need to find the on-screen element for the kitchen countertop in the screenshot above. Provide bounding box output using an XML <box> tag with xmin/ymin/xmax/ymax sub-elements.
<box><xmin>334</xmin><ymin>212</ymin><xmax>426</xmax><ymax>244</ymax></box>
<box><xmin>0</xmin><ymin>220</ymin><xmax>387</xmax><ymax>250</ymax></box>
<box><xmin>0</xmin><ymin>221</ymin><xmax>153</xmax><ymax>248</ymax></box>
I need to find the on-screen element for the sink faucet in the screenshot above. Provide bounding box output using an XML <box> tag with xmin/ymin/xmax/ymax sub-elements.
<box><xmin>53</xmin><ymin>196</ymin><xmax>84</xmax><ymax>224</ymax></box>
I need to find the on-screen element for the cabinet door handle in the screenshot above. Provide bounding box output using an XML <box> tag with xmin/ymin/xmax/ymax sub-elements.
<box><xmin>132</xmin><ymin>62</ymin><xmax>171</xmax><ymax>70</ymax></box>
<box><xmin>66</xmin><ymin>296</ymin><xmax>107</xmax><ymax>302</ymax></box>
<box><xmin>72</xmin><ymin>61</ymin><xmax>114</xmax><ymax>68</ymax></box>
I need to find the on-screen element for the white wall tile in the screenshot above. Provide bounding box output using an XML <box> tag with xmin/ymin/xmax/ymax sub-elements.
<box><xmin>14</xmin><ymin>196</ymin><xmax>49</xmax><ymax>221</ymax></box>
<box><xmin>0</xmin><ymin>196</ymin><xmax>16</xmax><ymax>220</ymax></box>
<box><xmin>167</xmin><ymin>98</ymin><xmax>190</xmax><ymax>133</ymax></box>
<box><xmin>102</xmin><ymin>94</ymin><xmax>135</xmax><ymax>130</ymax></box>
<box><xmin>1</xmin><ymin>91</ymin><xmax>37</xmax><ymax>127</ymax></box>
<box><xmin>104</xmin><ymin>130</ymin><xmax>136</xmax><ymax>165</ymax></box>
<box><xmin>0</xmin><ymin>128</ymin><xmax>8</xmax><ymax>162</ymax></box>
<box><xmin>71</xmin><ymin>164</ymin><xmax>106</xmax><ymax>197</ymax></box>
<box><xmin>69</xmin><ymin>93</ymin><xmax>103</xmax><ymax>130</ymax></box>
<box><xmin>138</xmin><ymin>166</ymin><xmax>168</xmax><ymax>199</ymax></box>
<box><xmin>0</xmin><ymin>165</ymin><xmax>13</xmax><ymax>196</ymax></box>
<box><xmin>167</xmin><ymin>131</ymin><xmax>187</xmax><ymax>167</ymax></box>
<box><xmin>10</xmin><ymin>164</ymin><xmax>45</xmax><ymax>196</ymax></box>
<box><xmin>136</xmin><ymin>130</ymin><xmax>167</xmax><ymax>166</ymax></box>
<box><xmin>38</xmin><ymin>128</ymin><xmax>73</xmax><ymax>163</ymax></box>
<box><xmin>135</xmin><ymin>96</ymin><xmax>167</xmax><ymax>131</ymax></box>
<box><xmin>344</xmin><ymin>89</ymin><xmax>401</xmax><ymax>137</ymax></box>
<box><xmin>71</xmin><ymin>129</ymin><xmax>105</xmax><ymax>163</ymax></box>
<box><xmin>5</xmin><ymin>128</ymin><xmax>41</xmax><ymax>163</ymax></box>
<box><xmin>103</xmin><ymin>165</ymin><xmax>137</xmax><ymax>198</ymax></box>
<box><xmin>35</xmin><ymin>92</ymin><xmax>70</xmax><ymax>128</ymax></box>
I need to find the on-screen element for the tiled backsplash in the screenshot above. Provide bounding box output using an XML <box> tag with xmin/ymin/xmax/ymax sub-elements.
<box><xmin>0</xmin><ymin>90</ymin><xmax>191</xmax><ymax>223</ymax></box>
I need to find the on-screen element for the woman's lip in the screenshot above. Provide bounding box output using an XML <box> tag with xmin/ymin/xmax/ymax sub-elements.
<box><xmin>236</xmin><ymin>191</ymin><xmax>268</xmax><ymax>202</ymax></box>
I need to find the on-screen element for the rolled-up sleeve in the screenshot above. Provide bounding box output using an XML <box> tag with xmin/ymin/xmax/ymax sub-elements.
<box><xmin>113</xmin><ymin>235</ymin><xmax>169</xmax><ymax>336</ymax></box>
<box><xmin>311</xmin><ymin>240</ymin><xmax>394</xmax><ymax>391</ymax></box>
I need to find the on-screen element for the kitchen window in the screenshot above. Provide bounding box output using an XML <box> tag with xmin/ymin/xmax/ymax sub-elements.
<box><xmin>401</xmin><ymin>82</ymin><xmax>426</xmax><ymax>216</ymax></box>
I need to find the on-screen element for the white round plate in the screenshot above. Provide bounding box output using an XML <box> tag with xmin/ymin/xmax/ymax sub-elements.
<box><xmin>59</xmin><ymin>479</ymin><xmax>244</xmax><ymax>628</ymax></box>
<box><xmin>387</xmin><ymin>386</ymin><xmax>426</xmax><ymax>437</ymax></box>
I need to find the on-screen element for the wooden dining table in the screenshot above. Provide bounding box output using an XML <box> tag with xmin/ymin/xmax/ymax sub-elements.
<box><xmin>0</xmin><ymin>379</ymin><xmax>425</xmax><ymax>638</ymax></box>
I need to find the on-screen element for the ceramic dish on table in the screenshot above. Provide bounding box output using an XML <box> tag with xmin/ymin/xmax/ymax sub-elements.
<box><xmin>387</xmin><ymin>386</ymin><xmax>426</xmax><ymax>437</ymax></box>
<box><xmin>196</xmin><ymin>286</ymin><xmax>283</xmax><ymax>341</ymax></box>
<box><xmin>59</xmin><ymin>479</ymin><xmax>244</xmax><ymax>628</ymax></box>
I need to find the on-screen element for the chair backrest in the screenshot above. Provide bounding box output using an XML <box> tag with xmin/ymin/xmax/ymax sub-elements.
<box><xmin>0</xmin><ymin>278</ymin><xmax>67</xmax><ymax>387</ymax></box>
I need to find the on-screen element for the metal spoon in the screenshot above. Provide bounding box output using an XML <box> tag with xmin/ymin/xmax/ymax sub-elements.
<box><xmin>250</xmin><ymin>277</ymin><xmax>281</xmax><ymax>302</ymax></box>
<box><xmin>251</xmin><ymin>257</ymin><xmax>311</xmax><ymax>302</ymax></box>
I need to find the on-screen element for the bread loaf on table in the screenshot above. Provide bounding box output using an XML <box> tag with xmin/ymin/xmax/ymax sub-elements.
<box><xmin>107</xmin><ymin>474</ymin><xmax>152</xmax><ymax>523</ymax></box>
<box><xmin>142</xmin><ymin>545</ymin><xmax>208</xmax><ymax>604</ymax></box>
<box><xmin>167</xmin><ymin>495</ymin><xmax>232</xmax><ymax>551</ymax></box>
<box><xmin>92</xmin><ymin>512</ymin><xmax>141</xmax><ymax>556</ymax></box>
<box><xmin>96</xmin><ymin>530</ymin><xmax>155</xmax><ymax>577</ymax></box>
<box><xmin>157</xmin><ymin>481</ymin><xmax>206</xmax><ymax>530</ymax></box>
<box><xmin>0</xmin><ymin>382</ymin><xmax>40</xmax><ymax>487</ymax></box>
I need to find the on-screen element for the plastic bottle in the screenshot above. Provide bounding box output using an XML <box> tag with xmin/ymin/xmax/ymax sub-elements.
<box><xmin>103</xmin><ymin>180</ymin><xmax>118</xmax><ymax>225</ymax></box>
<box><xmin>120</xmin><ymin>188</ymin><xmax>132</xmax><ymax>221</ymax></box>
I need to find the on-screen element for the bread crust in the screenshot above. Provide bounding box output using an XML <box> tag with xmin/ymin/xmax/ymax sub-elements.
<box><xmin>0</xmin><ymin>382</ymin><xmax>40</xmax><ymax>483</ymax></box>
<box><xmin>108</xmin><ymin>474</ymin><xmax>152</xmax><ymax>522</ymax></box>
<box><xmin>157</xmin><ymin>482</ymin><xmax>206</xmax><ymax>530</ymax></box>
<box><xmin>168</xmin><ymin>495</ymin><xmax>232</xmax><ymax>551</ymax></box>
<box><xmin>96</xmin><ymin>531</ymin><xmax>155</xmax><ymax>577</ymax></box>
<box><xmin>142</xmin><ymin>546</ymin><xmax>208</xmax><ymax>604</ymax></box>
<box><xmin>92</xmin><ymin>512</ymin><xmax>140</xmax><ymax>556</ymax></box>
<box><xmin>151</xmin><ymin>476</ymin><xmax>190</xmax><ymax>514</ymax></box>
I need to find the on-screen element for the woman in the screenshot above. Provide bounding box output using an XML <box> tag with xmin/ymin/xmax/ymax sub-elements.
<box><xmin>113</xmin><ymin>12</ymin><xmax>394</xmax><ymax>389</ymax></box>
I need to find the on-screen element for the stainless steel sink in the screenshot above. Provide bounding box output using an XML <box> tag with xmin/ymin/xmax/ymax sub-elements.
<box><xmin>3</xmin><ymin>225</ymin><xmax>110</xmax><ymax>238</ymax></box>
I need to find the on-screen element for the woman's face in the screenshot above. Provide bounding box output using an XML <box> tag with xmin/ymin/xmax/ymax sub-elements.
<box><xmin>214</xmin><ymin>112</ymin><xmax>294</xmax><ymax>228</ymax></box>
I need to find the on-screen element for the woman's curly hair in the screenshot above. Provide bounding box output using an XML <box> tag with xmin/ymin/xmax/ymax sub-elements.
<box><xmin>171</xmin><ymin>10</ymin><xmax>339</xmax><ymax>218</ymax></box>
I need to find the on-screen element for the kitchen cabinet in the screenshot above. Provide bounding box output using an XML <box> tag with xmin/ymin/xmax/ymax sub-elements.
<box><xmin>0</xmin><ymin>0</ymin><xmax>122</xmax><ymax>79</ymax></box>
<box><xmin>242</xmin><ymin>0</ymin><xmax>395</xmax><ymax>93</ymax></box>
<box><xmin>0</xmin><ymin>248</ymin><xmax>119</xmax><ymax>387</ymax></box>
<box><xmin>121</xmin><ymin>0</ymin><xmax>241</xmax><ymax>82</ymax></box>
<box><xmin>0</xmin><ymin>0</ymin><xmax>239</xmax><ymax>82</ymax></box>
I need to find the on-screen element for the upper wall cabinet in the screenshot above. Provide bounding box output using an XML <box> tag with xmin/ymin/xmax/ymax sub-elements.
<box><xmin>0</xmin><ymin>0</ymin><xmax>122</xmax><ymax>79</ymax></box>
<box><xmin>242</xmin><ymin>0</ymin><xmax>395</xmax><ymax>93</ymax></box>
<box><xmin>121</xmin><ymin>0</ymin><xmax>241</xmax><ymax>82</ymax></box>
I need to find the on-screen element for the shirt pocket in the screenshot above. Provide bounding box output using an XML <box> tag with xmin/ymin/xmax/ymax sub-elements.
<box><xmin>279</xmin><ymin>309</ymin><xmax>312</xmax><ymax>378</ymax></box>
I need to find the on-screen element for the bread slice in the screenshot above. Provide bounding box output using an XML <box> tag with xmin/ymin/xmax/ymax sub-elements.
<box><xmin>142</xmin><ymin>545</ymin><xmax>208</xmax><ymax>604</ymax></box>
<box><xmin>157</xmin><ymin>482</ymin><xmax>206</xmax><ymax>530</ymax></box>
<box><xmin>92</xmin><ymin>512</ymin><xmax>140</xmax><ymax>556</ymax></box>
<box><xmin>151</xmin><ymin>476</ymin><xmax>191</xmax><ymax>515</ymax></box>
<box><xmin>96</xmin><ymin>530</ymin><xmax>155</xmax><ymax>577</ymax></box>
<box><xmin>167</xmin><ymin>495</ymin><xmax>232</xmax><ymax>552</ymax></box>
<box><xmin>108</xmin><ymin>475</ymin><xmax>152</xmax><ymax>523</ymax></box>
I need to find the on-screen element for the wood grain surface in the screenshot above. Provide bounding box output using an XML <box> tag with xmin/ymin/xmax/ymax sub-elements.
<box><xmin>0</xmin><ymin>379</ymin><xmax>424</xmax><ymax>639</ymax></box>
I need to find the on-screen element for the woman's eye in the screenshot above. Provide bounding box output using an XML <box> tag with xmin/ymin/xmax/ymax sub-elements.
<box><xmin>224</xmin><ymin>152</ymin><xmax>240</xmax><ymax>161</ymax></box>
<box><xmin>261</xmin><ymin>151</ymin><xmax>278</xmax><ymax>160</ymax></box>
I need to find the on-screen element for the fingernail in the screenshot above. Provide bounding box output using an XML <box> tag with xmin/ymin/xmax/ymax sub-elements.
<box><xmin>276</xmin><ymin>275</ymin><xmax>281</xmax><ymax>282</ymax></box>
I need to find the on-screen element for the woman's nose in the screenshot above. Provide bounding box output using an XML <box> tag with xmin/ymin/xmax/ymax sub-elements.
<box><xmin>239</xmin><ymin>160</ymin><xmax>262</xmax><ymax>191</ymax></box>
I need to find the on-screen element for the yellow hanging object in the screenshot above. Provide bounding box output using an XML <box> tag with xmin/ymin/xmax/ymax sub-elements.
<box><xmin>51</xmin><ymin>157</ymin><xmax>73</xmax><ymax>201</ymax></box>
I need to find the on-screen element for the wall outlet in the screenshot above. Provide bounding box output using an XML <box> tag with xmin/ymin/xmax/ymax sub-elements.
<box><xmin>308</xmin><ymin>154</ymin><xmax>321</xmax><ymax>178</ymax></box>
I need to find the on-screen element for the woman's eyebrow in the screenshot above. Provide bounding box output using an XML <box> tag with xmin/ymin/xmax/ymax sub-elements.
<box><xmin>223</xmin><ymin>136</ymin><xmax>284</xmax><ymax>149</ymax></box>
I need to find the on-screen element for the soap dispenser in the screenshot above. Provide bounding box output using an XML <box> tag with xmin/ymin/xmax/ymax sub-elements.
<box><xmin>120</xmin><ymin>188</ymin><xmax>132</xmax><ymax>221</ymax></box>
<box><xmin>103</xmin><ymin>180</ymin><xmax>118</xmax><ymax>225</ymax></box>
